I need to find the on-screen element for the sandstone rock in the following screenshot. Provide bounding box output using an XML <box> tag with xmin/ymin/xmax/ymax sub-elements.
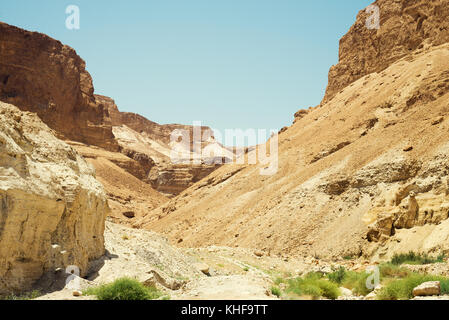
<box><xmin>0</xmin><ymin>102</ymin><xmax>108</xmax><ymax>294</ymax></box>
<box><xmin>254</xmin><ymin>250</ymin><xmax>264</xmax><ymax>257</ymax></box>
<box><xmin>0</xmin><ymin>22</ymin><xmax>118</xmax><ymax>151</ymax></box>
<box><xmin>413</xmin><ymin>281</ymin><xmax>441</xmax><ymax>297</ymax></box>
<box><xmin>323</xmin><ymin>0</ymin><xmax>449</xmax><ymax>103</ymax></box>
<box><xmin>72</xmin><ymin>290</ymin><xmax>82</xmax><ymax>297</ymax></box>
<box><xmin>195</xmin><ymin>263</ymin><xmax>210</xmax><ymax>275</ymax></box>
<box><xmin>145</xmin><ymin>270</ymin><xmax>185</xmax><ymax>290</ymax></box>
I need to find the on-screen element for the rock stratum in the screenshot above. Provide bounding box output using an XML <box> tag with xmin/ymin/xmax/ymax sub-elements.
<box><xmin>0</xmin><ymin>101</ymin><xmax>108</xmax><ymax>294</ymax></box>
<box><xmin>96</xmin><ymin>95</ymin><xmax>241</xmax><ymax>197</ymax></box>
<box><xmin>323</xmin><ymin>0</ymin><xmax>449</xmax><ymax>103</ymax></box>
<box><xmin>136</xmin><ymin>0</ymin><xmax>449</xmax><ymax>261</ymax></box>
<box><xmin>0</xmin><ymin>22</ymin><xmax>118</xmax><ymax>151</ymax></box>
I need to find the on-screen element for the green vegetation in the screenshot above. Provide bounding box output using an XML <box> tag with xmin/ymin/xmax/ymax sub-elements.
<box><xmin>327</xmin><ymin>266</ymin><xmax>346</xmax><ymax>284</ymax></box>
<box><xmin>378</xmin><ymin>274</ymin><xmax>449</xmax><ymax>300</ymax></box>
<box><xmin>389</xmin><ymin>251</ymin><xmax>445</xmax><ymax>266</ymax></box>
<box><xmin>271</xmin><ymin>251</ymin><xmax>448</xmax><ymax>300</ymax></box>
<box><xmin>84</xmin><ymin>277</ymin><xmax>165</xmax><ymax>300</ymax></box>
<box><xmin>284</xmin><ymin>273</ymin><xmax>341</xmax><ymax>300</ymax></box>
<box><xmin>270</xmin><ymin>286</ymin><xmax>282</xmax><ymax>298</ymax></box>
<box><xmin>2</xmin><ymin>290</ymin><xmax>41</xmax><ymax>300</ymax></box>
<box><xmin>339</xmin><ymin>270</ymin><xmax>372</xmax><ymax>296</ymax></box>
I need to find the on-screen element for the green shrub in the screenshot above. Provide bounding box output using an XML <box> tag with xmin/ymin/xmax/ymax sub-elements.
<box><xmin>377</xmin><ymin>273</ymin><xmax>448</xmax><ymax>300</ymax></box>
<box><xmin>84</xmin><ymin>277</ymin><xmax>163</xmax><ymax>300</ymax></box>
<box><xmin>379</xmin><ymin>263</ymin><xmax>410</xmax><ymax>278</ymax></box>
<box><xmin>2</xmin><ymin>290</ymin><xmax>41</xmax><ymax>300</ymax></box>
<box><xmin>327</xmin><ymin>267</ymin><xmax>347</xmax><ymax>284</ymax></box>
<box><xmin>390</xmin><ymin>251</ymin><xmax>444</xmax><ymax>266</ymax></box>
<box><xmin>285</xmin><ymin>273</ymin><xmax>341</xmax><ymax>300</ymax></box>
<box><xmin>341</xmin><ymin>271</ymin><xmax>372</xmax><ymax>296</ymax></box>
<box><xmin>270</xmin><ymin>286</ymin><xmax>281</xmax><ymax>297</ymax></box>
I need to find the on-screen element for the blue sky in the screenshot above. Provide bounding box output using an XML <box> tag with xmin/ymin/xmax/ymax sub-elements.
<box><xmin>0</xmin><ymin>0</ymin><xmax>373</xmax><ymax>145</ymax></box>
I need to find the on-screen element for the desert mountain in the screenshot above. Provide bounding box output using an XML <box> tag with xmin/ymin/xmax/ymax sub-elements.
<box><xmin>135</xmin><ymin>0</ymin><xmax>449</xmax><ymax>261</ymax></box>
<box><xmin>0</xmin><ymin>21</ymin><xmax>239</xmax><ymax>223</ymax></box>
<box><xmin>97</xmin><ymin>94</ymin><xmax>240</xmax><ymax>196</ymax></box>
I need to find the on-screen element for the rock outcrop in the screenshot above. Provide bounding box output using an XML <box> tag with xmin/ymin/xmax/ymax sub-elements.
<box><xmin>0</xmin><ymin>101</ymin><xmax>108</xmax><ymax>294</ymax></box>
<box><xmin>323</xmin><ymin>0</ymin><xmax>449</xmax><ymax>103</ymax></box>
<box><xmin>0</xmin><ymin>22</ymin><xmax>119</xmax><ymax>151</ymax></box>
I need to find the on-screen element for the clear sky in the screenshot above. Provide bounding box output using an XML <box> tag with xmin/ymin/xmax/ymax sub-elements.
<box><xmin>0</xmin><ymin>0</ymin><xmax>373</xmax><ymax>145</ymax></box>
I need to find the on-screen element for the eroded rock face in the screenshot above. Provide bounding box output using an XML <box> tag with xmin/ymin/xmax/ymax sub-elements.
<box><xmin>323</xmin><ymin>0</ymin><xmax>449</xmax><ymax>103</ymax></box>
<box><xmin>0</xmin><ymin>22</ymin><xmax>119</xmax><ymax>151</ymax></box>
<box><xmin>0</xmin><ymin>102</ymin><xmax>108</xmax><ymax>294</ymax></box>
<box><xmin>96</xmin><ymin>95</ymin><xmax>230</xmax><ymax>196</ymax></box>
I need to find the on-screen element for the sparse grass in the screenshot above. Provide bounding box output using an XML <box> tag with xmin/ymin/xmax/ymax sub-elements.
<box><xmin>270</xmin><ymin>286</ymin><xmax>282</xmax><ymax>297</ymax></box>
<box><xmin>379</xmin><ymin>263</ymin><xmax>410</xmax><ymax>278</ymax></box>
<box><xmin>340</xmin><ymin>270</ymin><xmax>372</xmax><ymax>296</ymax></box>
<box><xmin>285</xmin><ymin>272</ymin><xmax>341</xmax><ymax>300</ymax></box>
<box><xmin>326</xmin><ymin>267</ymin><xmax>372</xmax><ymax>296</ymax></box>
<box><xmin>377</xmin><ymin>273</ymin><xmax>449</xmax><ymax>300</ymax></box>
<box><xmin>343</xmin><ymin>255</ymin><xmax>355</xmax><ymax>261</ymax></box>
<box><xmin>390</xmin><ymin>251</ymin><xmax>445</xmax><ymax>266</ymax></box>
<box><xmin>217</xmin><ymin>263</ymin><xmax>225</xmax><ymax>268</ymax></box>
<box><xmin>2</xmin><ymin>290</ymin><xmax>41</xmax><ymax>300</ymax></box>
<box><xmin>327</xmin><ymin>266</ymin><xmax>346</xmax><ymax>284</ymax></box>
<box><xmin>84</xmin><ymin>277</ymin><xmax>163</xmax><ymax>300</ymax></box>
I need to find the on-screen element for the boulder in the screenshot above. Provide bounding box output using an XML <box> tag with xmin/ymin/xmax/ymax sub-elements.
<box><xmin>413</xmin><ymin>281</ymin><xmax>441</xmax><ymax>297</ymax></box>
<box><xmin>0</xmin><ymin>102</ymin><xmax>109</xmax><ymax>295</ymax></box>
<box><xmin>194</xmin><ymin>263</ymin><xmax>210</xmax><ymax>275</ymax></box>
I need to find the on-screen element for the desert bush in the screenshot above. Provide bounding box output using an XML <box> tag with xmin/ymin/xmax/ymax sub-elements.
<box><xmin>379</xmin><ymin>263</ymin><xmax>410</xmax><ymax>278</ymax></box>
<box><xmin>327</xmin><ymin>266</ymin><xmax>346</xmax><ymax>284</ymax></box>
<box><xmin>285</xmin><ymin>273</ymin><xmax>340</xmax><ymax>300</ymax></box>
<box><xmin>377</xmin><ymin>273</ymin><xmax>449</xmax><ymax>300</ymax></box>
<box><xmin>84</xmin><ymin>277</ymin><xmax>163</xmax><ymax>300</ymax></box>
<box><xmin>341</xmin><ymin>271</ymin><xmax>372</xmax><ymax>296</ymax></box>
<box><xmin>2</xmin><ymin>290</ymin><xmax>41</xmax><ymax>300</ymax></box>
<box><xmin>390</xmin><ymin>251</ymin><xmax>445</xmax><ymax>265</ymax></box>
<box><xmin>270</xmin><ymin>286</ymin><xmax>281</xmax><ymax>297</ymax></box>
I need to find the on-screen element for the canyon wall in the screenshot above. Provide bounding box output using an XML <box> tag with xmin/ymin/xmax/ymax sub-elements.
<box><xmin>0</xmin><ymin>101</ymin><xmax>108</xmax><ymax>294</ymax></box>
<box><xmin>0</xmin><ymin>22</ymin><xmax>118</xmax><ymax>151</ymax></box>
<box><xmin>136</xmin><ymin>0</ymin><xmax>449</xmax><ymax>260</ymax></box>
<box><xmin>323</xmin><ymin>0</ymin><xmax>449</xmax><ymax>103</ymax></box>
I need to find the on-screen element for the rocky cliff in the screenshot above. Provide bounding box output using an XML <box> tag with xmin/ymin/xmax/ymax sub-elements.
<box><xmin>323</xmin><ymin>0</ymin><xmax>449</xmax><ymax>103</ymax></box>
<box><xmin>96</xmin><ymin>95</ymin><xmax>234</xmax><ymax>196</ymax></box>
<box><xmin>0</xmin><ymin>21</ymin><xmax>226</xmax><ymax>199</ymax></box>
<box><xmin>136</xmin><ymin>0</ymin><xmax>449</xmax><ymax>261</ymax></box>
<box><xmin>0</xmin><ymin>22</ymin><xmax>119</xmax><ymax>151</ymax></box>
<box><xmin>0</xmin><ymin>101</ymin><xmax>108</xmax><ymax>294</ymax></box>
